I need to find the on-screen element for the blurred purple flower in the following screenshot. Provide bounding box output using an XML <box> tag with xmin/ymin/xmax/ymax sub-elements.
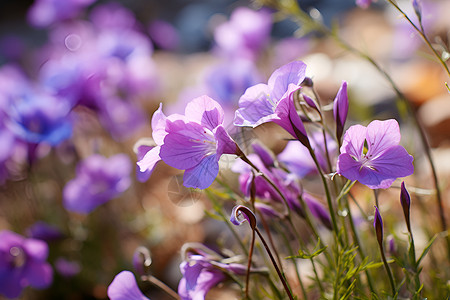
<box><xmin>160</xmin><ymin>96</ymin><xmax>237</xmax><ymax>189</ymax></box>
<box><xmin>63</xmin><ymin>154</ymin><xmax>131</xmax><ymax>214</ymax></box>
<box><xmin>333</xmin><ymin>81</ymin><xmax>348</xmax><ymax>142</ymax></box>
<box><xmin>27</xmin><ymin>0</ymin><xmax>96</xmax><ymax>27</ymax></box>
<box><xmin>336</xmin><ymin>119</ymin><xmax>414</xmax><ymax>189</ymax></box>
<box><xmin>0</xmin><ymin>230</ymin><xmax>53</xmax><ymax>298</ymax></box>
<box><xmin>214</xmin><ymin>7</ymin><xmax>272</xmax><ymax>60</ymax></box>
<box><xmin>107</xmin><ymin>271</ymin><xmax>149</xmax><ymax>300</ymax></box>
<box><xmin>278</xmin><ymin>132</ymin><xmax>337</xmax><ymax>178</ymax></box>
<box><xmin>6</xmin><ymin>90</ymin><xmax>73</xmax><ymax>146</ymax></box>
<box><xmin>234</xmin><ymin>61</ymin><xmax>310</xmax><ymax>147</ymax></box>
<box><xmin>148</xmin><ymin>20</ymin><xmax>180</xmax><ymax>51</ymax></box>
<box><xmin>356</xmin><ymin>0</ymin><xmax>375</xmax><ymax>9</ymax></box>
<box><xmin>26</xmin><ymin>221</ymin><xmax>64</xmax><ymax>242</ymax></box>
<box><xmin>178</xmin><ymin>243</ymin><xmax>254</xmax><ymax>300</ymax></box>
<box><xmin>54</xmin><ymin>258</ymin><xmax>80</xmax><ymax>278</ymax></box>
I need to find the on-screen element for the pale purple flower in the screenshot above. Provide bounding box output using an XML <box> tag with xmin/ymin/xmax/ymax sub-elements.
<box><xmin>27</xmin><ymin>0</ymin><xmax>96</xmax><ymax>27</ymax></box>
<box><xmin>178</xmin><ymin>243</ymin><xmax>253</xmax><ymax>300</ymax></box>
<box><xmin>333</xmin><ymin>81</ymin><xmax>348</xmax><ymax>142</ymax></box>
<box><xmin>214</xmin><ymin>7</ymin><xmax>272</xmax><ymax>60</ymax></box>
<box><xmin>336</xmin><ymin>119</ymin><xmax>414</xmax><ymax>189</ymax></box>
<box><xmin>356</xmin><ymin>0</ymin><xmax>375</xmax><ymax>9</ymax></box>
<box><xmin>63</xmin><ymin>154</ymin><xmax>131</xmax><ymax>214</ymax></box>
<box><xmin>0</xmin><ymin>230</ymin><xmax>53</xmax><ymax>299</ymax></box>
<box><xmin>54</xmin><ymin>258</ymin><xmax>80</xmax><ymax>278</ymax></box>
<box><xmin>108</xmin><ymin>271</ymin><xmax>149</xmax><ymax>300</ymax></box>
<box><xmin>234</xmin><ymin>61</ymin><xmax>310</xmax><ymax>147</ymax></box>
<box><xmin>160</xmin><ymin>96</ymin><xmax>237</xmax><ymax>189</ymax></box>
<box><xmin>148</xmin><ymin>20</ymin><xmax>180</xmax><ymax>51</ymax></box>
<box><xmin>278</xmin><ymin>132</ymin><xmax>337</xmax><ymax>178</ymax></box>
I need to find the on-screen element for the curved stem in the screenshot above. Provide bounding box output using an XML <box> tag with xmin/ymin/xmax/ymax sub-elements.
<box><xmin>142</xmin><ymin>275</ymin><xmax>179</xmax><ymax>299</ymax></box>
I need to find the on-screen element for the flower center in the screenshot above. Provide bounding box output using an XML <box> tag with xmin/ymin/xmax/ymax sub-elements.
<box><xmin>190</xmin><ymin>129</ymin><xmax>217</xmax><ymax>156</ymax></box>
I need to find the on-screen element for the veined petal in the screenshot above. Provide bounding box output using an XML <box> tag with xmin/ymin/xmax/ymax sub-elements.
<box><xmin>268</xmin><ymin>61</ymin><xmax>306</xmax><ymax>101</ymax></box>
<box><xmin>161</xmin><ymin>120</ymin><xmax>216</xmax><ymax>170</ymax></box>
<box><xmin>340</xmin><ymin>124</ymin><xmax>366</xmax><ymax>158</ymax></box>
<box><xmin>336</xmin><ymin>153</ymin><xmax>364</xmax><ymax>181</ymax></box>
<box><xmin>183</xmin><ymin>155</ymin><xmax>219</xmax><ymax>189</ymax></box>
<box><xmin>234</xmin><ymin>83</ymin><xmax>274</xmax><ymax>127</ymax></box>
<box><xmin>107</xmin><ymin>271</ymin><xmax>149</xmax><ymax>300</ymax></box>
<box><xmin>366</xmin><ymin>119</ymin><xmax>401</xmax><ymax>157</ymax></box>
<box><xmin>185</xmin><ymin>95</ymin><xmax>224</xmax><ymax>131</ymax></box>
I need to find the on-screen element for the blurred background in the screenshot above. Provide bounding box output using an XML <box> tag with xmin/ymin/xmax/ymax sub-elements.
<box><xmin>0</xmin><ymin>0</ymin><xmax>449</xmax><ymax>299</ymax></box>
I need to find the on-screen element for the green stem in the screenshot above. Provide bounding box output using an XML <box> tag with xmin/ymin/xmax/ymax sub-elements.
<box><xmin>379</xmin><ymin>244</ymin><xmax>396</xmax><ymax>297</ymax></box>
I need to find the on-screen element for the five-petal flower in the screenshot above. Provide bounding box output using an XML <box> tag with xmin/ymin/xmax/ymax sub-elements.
<box><xmin>336</xmin><ymin>119</ymin><xmax>414</xmax><ymax>189</ymax></box>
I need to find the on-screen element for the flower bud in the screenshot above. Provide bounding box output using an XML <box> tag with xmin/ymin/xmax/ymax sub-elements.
<box><xmin>400</xmin><ymin>181</ymin><xmax>411</xmax><ymax>234</ymax></box>
<box><xmin>132</xmin><ymin>246</ymin><xmax>152</xmax><ymax>276</ymax></box>
<box><xmin>333</xmin><ymin>81</ymin><xmax>348</xmax><ymax>143</ymax></box>
<box><xmin>373</xmin><ymin>206</ymin><xmax>384</xmax><ymax>247</ymax></box>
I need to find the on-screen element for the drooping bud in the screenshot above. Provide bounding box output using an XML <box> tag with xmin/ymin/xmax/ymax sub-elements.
<box><xmin>333</xmin><ymin>81</ymin><xmax>348</xmax><ymax>143</ymax></box>
<box><xmin>133</xmin><ymin>246</ymin><xmax>152</xmax><ymax>276</ymax></box>
<box><xmin>301</xmin><ymin>76</ymin><xmax>313</xmax><ymax>87</ymax></box>
<box><xmin>302</xmin><ymin>93</ymin><xmax>318</xmax><ymax>111</ymax></box>
<box><xmin>374</xmin><ymin>206</ymin><xmax>384</xmax><ymax>248</ymax></box>
<box><xmin>400</xmin><ymin>181</ymin><xmax>412</xmax><ymax>234</ymax></box>
<box><xmin>230</xmin><ymin>205</ymin><xmax>257</xmax><ymax>230</ymax></box>
<box><xmin>252</xmin><ymin>142</ymin><xmax>275</xmax><ymax>168</ymax></box>
<box><xmin>412</xmin><ymin>0</ymin><xmax>422</xmax><ymax>24</ymax></box>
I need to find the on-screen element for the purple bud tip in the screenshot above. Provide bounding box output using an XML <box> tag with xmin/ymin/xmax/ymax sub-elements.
<box><xmin>400</xmin><ymin>181</ymin><xmax>412</xmax><ymax>233</ymax></box>
<box><xmin>374</xmin><ymin>206</ymin><xmax>384</xmax><ymax>247</ymax></box>
<box><xmin>133</xmin><ymin>246</ymin><xmax>152</xmax><ymax>276</ymax></box>
<box><xmin>230</xmin><ymin>205</ymin><xmax>257</xmax><ymax>229</ymax></box>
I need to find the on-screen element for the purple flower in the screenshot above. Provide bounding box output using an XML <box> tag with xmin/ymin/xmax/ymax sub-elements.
<box><xmin>278</xmin><ymin>132</ymin><xmax>337</xmax><ymax>178</ymax></box>
<box><xmin>107</xmin><ymin>271</ymin><xmax>149</xmax><ymax>300</ymax></box>
<box><xmin>234</xmin><ymin>61</ymin><xmax>310</xmax><ymax>147</ymax></box>
<box><xmin>27</xmin><ymin>0</ymin><xmax>96</xmax><ymax>27</ymax></box>
<box><xmin>356</xmin><ymin>0</ymin><xmax>375</xmax><ymax>9</ymax></box>
<box><xmin>148</xmin><ymin>20</ymin><xmax>179</xmax><ymax>51</ymax></box>
<box><xmin>26</xmin><ymin>221</ymin><xmax>64</xmax><ymax>242</ymax></box>
<box><xmin>54</xmin><ymin>258</ymin><xmax>80</xmax><ymax>278</ymax></box>
<box><xmin>63</xmin><ymin>154</ymin><xmax>131</xmax><ymax>214</ymax></box>
<box><xmin>160</xmin><ymin>96</ymin><xmax>237</xmax><ymax>189</ymax></box>
<box><xmin>336</xmin><ymin>119</ymin><xmax>414</xmax><ymax>189</ymax></box>
<box><xmin>333</xmin><ymin>81</ymin><xmax>348</xmax><ymax>142</ymax></box>
<box><xmin>178</xmin><ymin>243</ymin><xmax>254</xmax><ymax>300</ymax></box>
<box><xmin>214</xmin><ymin>7</ymin><xmax>272</xmax><ymax>60</ymax></box>
<box><xmin>6</xmin><ymin>90</ymin><xmax>73</xmax><ymax>146</ymax></box>
<box><xmin>0</xmin><ymin>230</ymin><xmax>53</xmax><ymax>298</ymax></box>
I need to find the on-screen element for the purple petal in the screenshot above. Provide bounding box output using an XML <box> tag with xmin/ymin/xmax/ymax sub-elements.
<box><xmin>136</xmin><ymin>146</ymin><xmax>160</xmax><ymax>176</ymax></box>
<box><xmin>24</xmin><ymin>261</ymin><xmax>53</xmax><ymax>289</ymax></box>
<box><xmin>0</xmin><ymin>270</ymin><xmax>23</xmax><ymax>298</ymax></box>
<box><xmin>336</xmin><ymin>153</ymin><xmax>364</xmax><ymax>182</ymax></box>
<box><xmin>267</xmin><ymin>61</ymin><xmax>307</xmax><ymax>101</ymax></box>
<box><xmin>183</xmin><ymin>155</ymin><xmax>219</xmax><ymax>189</ymax></box>
<box><xmin>278</xmin><ymin>141</ymin><xmax>315</xmax><ymax>178</ymax></box>
<box><xmin>178</xmin><ymin>262</ymin><xmax>226</xmax><ymax>300</ymax></box>
<box><xmin>151</xmin><ymin>103</ymin><xmax>167</xmax><ymax>145</ymax></box>
<box><xmin>160</xmin><ymin>120</ymin><xmax>216</xmax><ymax>170</ymax></box>
<box><xmin>185</xmin><ymin>96</ymin><xmax>224</xmax><ymax>131</ymax></box>
<box><xmin>363</xmin><ymin>145</ymin><xmax>414</xmax><ymax>189</ymax></box>
<box><xmin>366</xmin><ymin>119</ymin><xmax>401</xmax><ymax>157</ymax></box>
<box><xmin>107</xmin><ymin>271</ymin><xmax>149</xmax><ymax>300</ymax></box>
<box><xmin>214</xmin><ymin>125</ymin><xmax>236</xmax><ymax>156</ymax></box>
<box><xmin>234</xmin><ymin>84</ymin><xmax>275</xmax><ymax>127</ymax></box>
<box><xmin>23</xmin><ymin>238</ymin><xmax>48</xmax><ymax>261</ymax></box>
<box><xmin>340</xmin><ymin>124</ymin><xmax>367</xmax><ymax>158</ymax></box>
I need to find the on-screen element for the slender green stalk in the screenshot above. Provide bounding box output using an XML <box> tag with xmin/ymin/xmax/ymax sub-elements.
<box><xmin>255</xmin><ymin>228</ymin><xmax>295</xmax><ymax>300</ymax></box>
<box><xmin>245</xmin><ymin>229</ymin><xmax>256</xmax><ymax>299</ymax></box>
<box><xmin>379</xmin><ymin>243</ymin><xmax>396</xmax><ymax>296</ymax></box>
<box><xmin>141</xmin><ymin>275</ymin><xmax>179</xmax><ymax>299</ymax></box>
<box><xmin>386</xmin><ymin>0</ymin><xmax>450</xmax><ymax>79</ymax></box>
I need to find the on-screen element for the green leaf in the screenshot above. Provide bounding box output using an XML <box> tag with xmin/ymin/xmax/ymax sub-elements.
<box><xmin>286</xmin><ymin>238</ymin><xmax>327</xmax><ymax>260</ymax></box>
<box><xmin>416</xmin><ymin>233</ymin><xmax>438</xmax><ymax>266</ymax></box>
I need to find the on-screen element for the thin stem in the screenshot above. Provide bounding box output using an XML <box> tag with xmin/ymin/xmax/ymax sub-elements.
<box><xmin>255</xmin><ymin>228</ymin><xmax>295</xmax><ymax>300</ymax></box>
<box><xmin>386</xmin><ymin>0</ymin><xmax>450</xmax><ymax>79</ymax></box>
<box><xmin>344</xmin><ymin>197</ymin><xmax>376</xmax><ymax>295</ymax></box>
<box><xmin>142</xmin><ymin>275</ymin><xmax>179</xmax><ymax>299</ymax></box>
<box><xmin>245</xmin><ymin>229</ymin><xmax>256</xmax><ymax>299</ymax></box>
<box><xmin>379</xmin><ymin>244</ymin><xmax>396</xmax><ymax>297</ymax></box>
